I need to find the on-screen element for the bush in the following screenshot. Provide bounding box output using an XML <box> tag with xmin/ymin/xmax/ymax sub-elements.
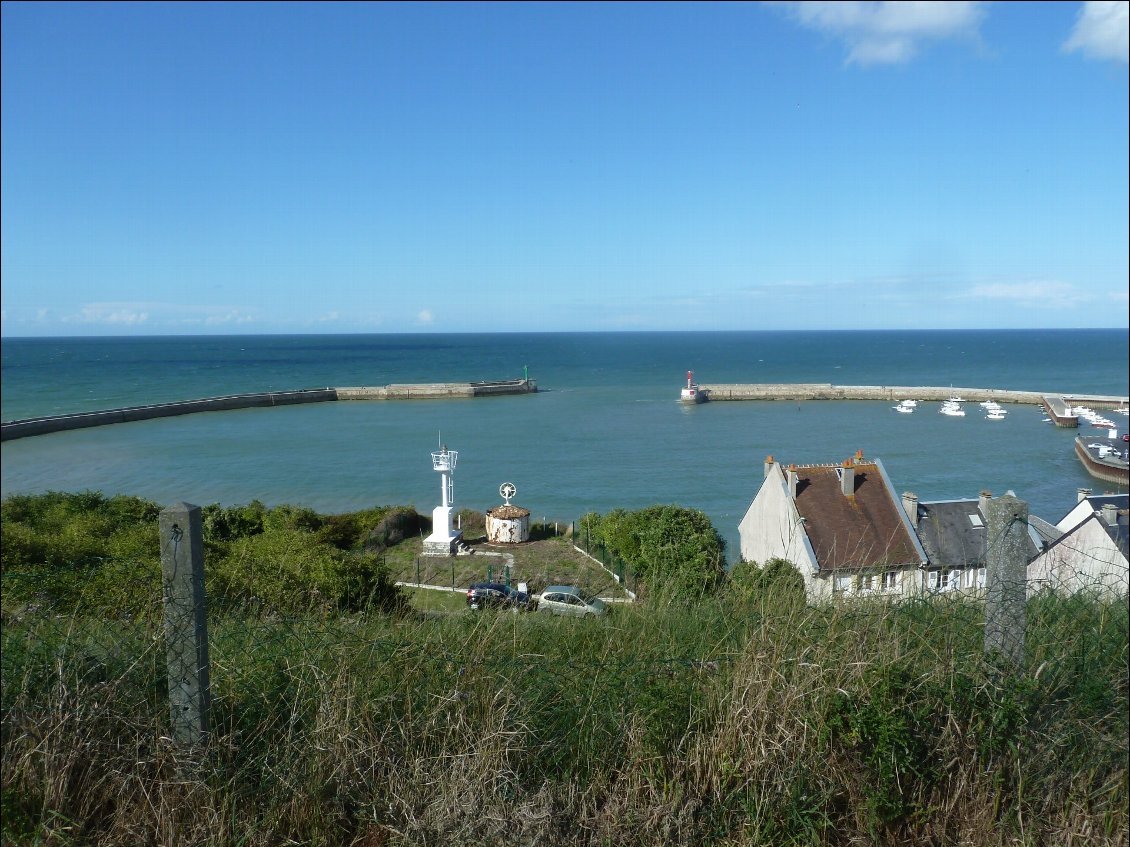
<box><xmin>2</xmin><ymin>493</ymin><xmax>408</xmax><ymax>618</ymax></box>
<box><xmin>729</xmin><ymin>557</ymin><xmax>806</xmax><ymax>605</ymax></box>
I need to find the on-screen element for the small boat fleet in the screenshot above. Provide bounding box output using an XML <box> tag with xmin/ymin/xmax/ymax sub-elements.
<box><xmin>892</xmin><ymin>396</ymin><xmax>1009</xmax><ymax>420</ymax></box>
<box><xmin>1069</xmin><ymin>405</ymin><xmax>1119</xmax><ymax>429</ymax></box>
<box><xmin>981</xmin><ymin>401</ymin><xmax>1008</xmax><ymax>420</ymax></box>
<box><xmin>940</xmin><ymin>396</ymin><xmax>966</xmax><ymax>417</ymax></box>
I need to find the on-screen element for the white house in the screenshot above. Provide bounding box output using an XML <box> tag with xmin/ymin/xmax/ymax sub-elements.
<box><xmin>1027</xmin><ymin>493</ymin><xmax>1128</xmax><ymax>596</ymax></box>
<box><xmin>738</xmin><ymin>452</ymin><xmax>928</xmax><ymax>601</ymax></box>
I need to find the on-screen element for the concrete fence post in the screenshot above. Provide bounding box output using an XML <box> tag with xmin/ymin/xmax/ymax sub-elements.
<box><xmin>159</xmin><ymin>502</ymin><xmax>211</xmax><ymax>746</ymax></box>
<box><xmin>984</xmin><ymin>494</ymin><xmax>1028</xmax><ymax>670</ymax></box>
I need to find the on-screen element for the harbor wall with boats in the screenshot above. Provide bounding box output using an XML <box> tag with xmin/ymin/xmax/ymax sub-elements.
<box><xmin>696</xmin><ymin>383</ymin><xmax>1129</xmax><ymax>428</ymax></box>
<box><xmin>0</xmin><ymin>379</ymin><xmax>537</xmax><ymax>442</ymax></box>
<box><xmin>695</xmin><ymin>383</ymin><xmax>1129</xmax><ymax>410</ymax></box>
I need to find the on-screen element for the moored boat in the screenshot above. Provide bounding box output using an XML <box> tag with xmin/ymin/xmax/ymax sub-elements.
<box><xmin>940</xmin><ymin>401</ymin><xmax>965</xmax><ymax>417</ymax></box>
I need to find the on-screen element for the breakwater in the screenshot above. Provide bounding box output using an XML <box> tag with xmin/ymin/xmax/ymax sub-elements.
<box><xmin>0</xmin><ymin>379</ymin><xmax>537</xmax><ymax>441</ymax></box>
<box><xmin>696</xmin><ymin>384</ymin><xmax>1129</xmax><ymax>434</ymax></box>
<box><xmin>1075</xmin><ymin>436</ymin><xmax>1130</xmax><ymax>486</ymax></box>
<box><xmin>697</xmin><ymin>383</ymin><xmax>1129</xmax><ymax>409</ymax></box>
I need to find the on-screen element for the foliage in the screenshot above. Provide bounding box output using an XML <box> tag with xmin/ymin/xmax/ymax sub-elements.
<box><xmin>208</xmin><ymin>527</ymin><xmax>402</xmax><ymax>614</ymax></box>
<box><xmin>1</xmin><ymin>492</ymin><xmax>406</xmax><ymax>618</ymax></box>
<box><xmin>3</xmin><ymin>587</ymin><xmax>1125</xmax><ymax>846</ymax></box>
<box><xmin>729</xmin><ymin>557</ymin><xmax>806</xmax><ymax>605</ymax></box>
<box><xmin>581</xmin><ymin>505</ymin><xmax>726</xmax><ymax>598</ymax></box>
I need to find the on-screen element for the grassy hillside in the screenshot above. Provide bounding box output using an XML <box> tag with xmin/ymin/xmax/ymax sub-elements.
<box><xmin>2</xmin><ymin>492</ymin><xmax>1126</xmax><ymax>846</ymax></box>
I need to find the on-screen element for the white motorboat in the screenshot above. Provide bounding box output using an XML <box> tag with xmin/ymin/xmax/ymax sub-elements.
<box><xmin>898</xmin><ymin>399</ymin><xmax>918</xmax><ymax>407</ymax></box>
<box><xmin>940</xmin><ymin>403</ymin><xmax>966</xmax><ymax>417</ymax></box>
<box><xmin>986</xmin><ymin>410</ymin><xmax>1007</xmax><ymax>420</ymax></box>
<box><xmin>893</xmin><ymin>403</ymin><xmax>914</xmax><ymax>413</ymax></box>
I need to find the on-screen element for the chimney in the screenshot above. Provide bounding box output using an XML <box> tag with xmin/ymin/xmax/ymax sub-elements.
<box><xmin>787</xmin><ymin>464</ymin><xmax>798</xmax><ymax>500</ymax></box>
<box><xmin>1077</xmin><ymin>487</ymin><xmax>1092</xmax><ymax>503</ymax></box>
<box><xmin>902</xmin><ymin>492</ymin><xmax>919</xmax><ymax>528</ymax></box>
<box><xmin>840</xmin><ymin>459</ymin><xmax>855</xmax><ymax>496</ymax></box>
<box><xmin>1102</xmin><ymin>504</ymin><xmax>1118</xmax><ymax>526</ymax></box>
<box><xmin>764</xmin><ymin>455</ymin><xmax>775</xmax><ymax>479</ymax></box>
<box><xmin>855</xmin><ymin>449</ymin><xmax>865</xmax><ymax>463</ymax></box>
<box><xmin>979</xmin><ymin>490</ymin><xmax>992</xmax><ymax>516</ymax></box>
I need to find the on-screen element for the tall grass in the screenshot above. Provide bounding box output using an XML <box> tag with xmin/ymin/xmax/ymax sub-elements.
<box><xmin>3</xmin><ymin>589</ymin><xmax>1127</xmax><ymax>846</ymax></box>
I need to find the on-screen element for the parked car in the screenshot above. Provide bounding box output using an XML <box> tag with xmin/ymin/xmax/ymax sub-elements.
<box><xmin>535</xmin><ymin>585</ymin><xmax>607</xmax><ymax>617</ymax></box>
<box><xmin>466</xmin><ymin>582</ymin><xmax>533</xmax><ymax>611</ymax></box>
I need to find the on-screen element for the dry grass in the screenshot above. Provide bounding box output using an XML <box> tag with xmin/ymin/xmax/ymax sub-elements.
<box><xmin>2</xmin><ymin>591</ymin><xmax>1127</xmax><ymax>846</ymax></box>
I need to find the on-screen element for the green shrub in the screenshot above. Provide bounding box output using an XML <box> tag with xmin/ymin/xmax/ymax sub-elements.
<box><xmin>579</xmin><ymin>505</ymin><xmax>726</xmax><ymax>599</ymax></box>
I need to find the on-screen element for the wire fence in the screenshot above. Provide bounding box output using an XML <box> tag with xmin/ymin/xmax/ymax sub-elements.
<box><xmin>2</xmin><ymin>499</ymin><xmax>1127</xmax><ymax>844</ymax></box>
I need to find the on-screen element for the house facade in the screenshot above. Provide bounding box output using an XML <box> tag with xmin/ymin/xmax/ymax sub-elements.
<box><xmin>1027</xmin><ymin>493</ymin><xmax>1128</xmax><ymax>596</ymax></box>
<box><xmin>738</xmin><ymin>452</ymin><xmax>928</xmax><ymax>601</ymax></box>
<box><xmin>902</xmin><ymin>490</ymin><xmax>1041</xmax><ymax>596</ymax></box>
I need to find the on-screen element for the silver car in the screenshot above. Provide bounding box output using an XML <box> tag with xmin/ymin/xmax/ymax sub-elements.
<box><xmin>536</xmin><ymin>585</ymin><xmax>607</xmax><ymax>617</ymax></box>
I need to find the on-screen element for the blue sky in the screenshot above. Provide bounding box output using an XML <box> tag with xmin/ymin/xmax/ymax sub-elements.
<box><xmin>2</xmin><ymin>1</ymin><xmax>1127</xmax><ymax>336</ymax></box>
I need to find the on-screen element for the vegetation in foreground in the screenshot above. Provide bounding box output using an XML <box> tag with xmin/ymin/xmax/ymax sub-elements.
<box><xmin>2</xmin><ymin>492</ymin><xmax>1127</xmax><ymax>846</ymax></box>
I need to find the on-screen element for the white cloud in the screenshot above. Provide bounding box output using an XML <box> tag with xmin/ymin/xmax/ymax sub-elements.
<box><xmin>59</xmin><ymin>301</ymin><xmax>260</xmax><ymax>328</ymax></box>
<box><xmin>772</xmin><ymin>1</ymin><xmax>987</xmax><ymax>65</ymax></box>
<box><xmin>203</xmin><ymin>310</ymin><xmax>255</xmax><ymax>326</ymax></box>
<box><xmin>959</xmin><ymin>280</ymin><xmax>1094</xmax><ymax>309</ymax></box>
<box><xmin>416</xmin><ymin>309</ymin><xmax>434</xmax><ymax>325</ymax></box>
<box><xmin>63</xmin><ymin>303</ymin><xmax>151</xmax><ymax>326</ymax></box>
<box><xmin>1063</xmin><ymin>1</ymin><xmax>1129</xmax><ymax>63</ymax></box>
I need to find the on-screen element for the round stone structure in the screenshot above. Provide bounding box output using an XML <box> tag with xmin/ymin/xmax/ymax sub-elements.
<box><xmin>485</xmin><ymin>504</ymin><xmax>531</xmax><ymax>544</ymax></box>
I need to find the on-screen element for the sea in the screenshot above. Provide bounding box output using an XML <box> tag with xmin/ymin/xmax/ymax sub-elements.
<box><xmin>2</xmin><ymin>330</ymin><xmax>1127</xmax><ymax>561</ymax></box>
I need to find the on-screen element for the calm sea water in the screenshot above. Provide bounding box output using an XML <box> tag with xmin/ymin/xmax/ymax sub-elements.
<box><xmin>2</xmin><ymin>330</ymin><xmax>1127</xmax><ymax>560</ymax></box>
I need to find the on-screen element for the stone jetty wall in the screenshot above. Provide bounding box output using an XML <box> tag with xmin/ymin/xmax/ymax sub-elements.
<box><xmin>1</xmin><ymin>379</ymin><xmax>538</xmax><ymax>442</ymax></box>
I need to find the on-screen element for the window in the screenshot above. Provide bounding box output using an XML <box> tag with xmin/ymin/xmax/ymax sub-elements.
<box><xmin>972</xmin><ymin>567</ymin><xmax>986</xmax><ymax>589</ymax></box>
<box><xmin>928</xmin><ymin>569</ymin><xmax>962</xmax><ymax>592</ymax></box>
<box><xmin>882</xmin><ymin>571</ymin><xmax>899</xmax><ymax>592</ymax></box>
<box><xmin>833</xmin><ymin>573</ymin><xmax>853</xmax><ymax>595</ymax></box>
<box><xmin>859</xmin><ymin>574</ymin><xmax>874</xmax><ymax>593</ymax></box>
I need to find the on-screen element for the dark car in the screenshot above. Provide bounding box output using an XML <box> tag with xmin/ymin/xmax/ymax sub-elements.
<box><xmin>466</xmin><ymin>582</ymin><xmax>533</xmax><ymax>611</ymax></box>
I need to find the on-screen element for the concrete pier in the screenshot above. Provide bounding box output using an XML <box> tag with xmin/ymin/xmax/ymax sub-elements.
<box><xmin>1</xmin><ymin>389</ymin><xmax>336</xmax><ymax>441</ymax></box>
<box><xmin>337</xmin><ymin>378</ymin><xmax>536</xmax><ymax>400</ymax></box>
<box><xmin>1075</xmin><ymin>436</ymin><xmax>1130</xmax><ymax>486</ymax></box>
<box><xmin>697</xmin><ymin>383</ymin><xmax>1128</xmax><ymax>416</ymax></box>
<box><xmin>1</xmin><ymin>379</ymin><xmax>537</xmax><ymax>441</ymax></box>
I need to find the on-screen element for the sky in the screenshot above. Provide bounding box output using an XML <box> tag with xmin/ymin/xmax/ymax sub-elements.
<box><xmin>1</xmin><ymin>1</ymin><xmax>1127</xmax><ymax>336</ymax></box>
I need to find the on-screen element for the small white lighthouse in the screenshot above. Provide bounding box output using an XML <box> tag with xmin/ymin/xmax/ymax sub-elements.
<box><xmin>422</xmin><ymin>444</ymin><xmax>464</xmax><ymax>556</ymax></box>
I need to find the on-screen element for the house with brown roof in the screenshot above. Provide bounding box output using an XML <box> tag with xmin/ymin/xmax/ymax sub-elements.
<box><xmin>738</xmin><ymin>451</ymin><xmax>928</xmax><ymax>601</ymax></box>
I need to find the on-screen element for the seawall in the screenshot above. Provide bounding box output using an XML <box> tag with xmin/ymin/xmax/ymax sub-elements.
<box><xmin>698</xmin><ymin>383</ymin><xmax>1128</xmax><ymax>428</ymax></box>
<box><xmin>1075</xmin><ymin>436</ymin><xmax>1130</xmax><ymax>486</ymax></box>
<box><xmin>336</xmin><ymin>379</ymin><xmax>537</xmax><ymax>400</ymax></box>
<box><xmin>1</xmin><ymin>379</ymin><xmax>537</xmax><ymax>441</ymax></box>
<box><xmin>697</xmin><ymin>383</ymin><xmax>1128</xmax><ymax>408</ymax></box>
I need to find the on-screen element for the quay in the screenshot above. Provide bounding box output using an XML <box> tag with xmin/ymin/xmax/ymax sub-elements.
<box><xmin>696</xmin><ymin>383</ymin><xmax>1128</xmax><ymax>427</ymax></box>
<box><xmin>0</xmin><ymin>379</ymin><xmax>537</xmax><ymax>442</ymax></box>
<box><xmin>1075</xmin><ymin>436</ymin><xmax>1129</xmax><ymax>486</ymax></box>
